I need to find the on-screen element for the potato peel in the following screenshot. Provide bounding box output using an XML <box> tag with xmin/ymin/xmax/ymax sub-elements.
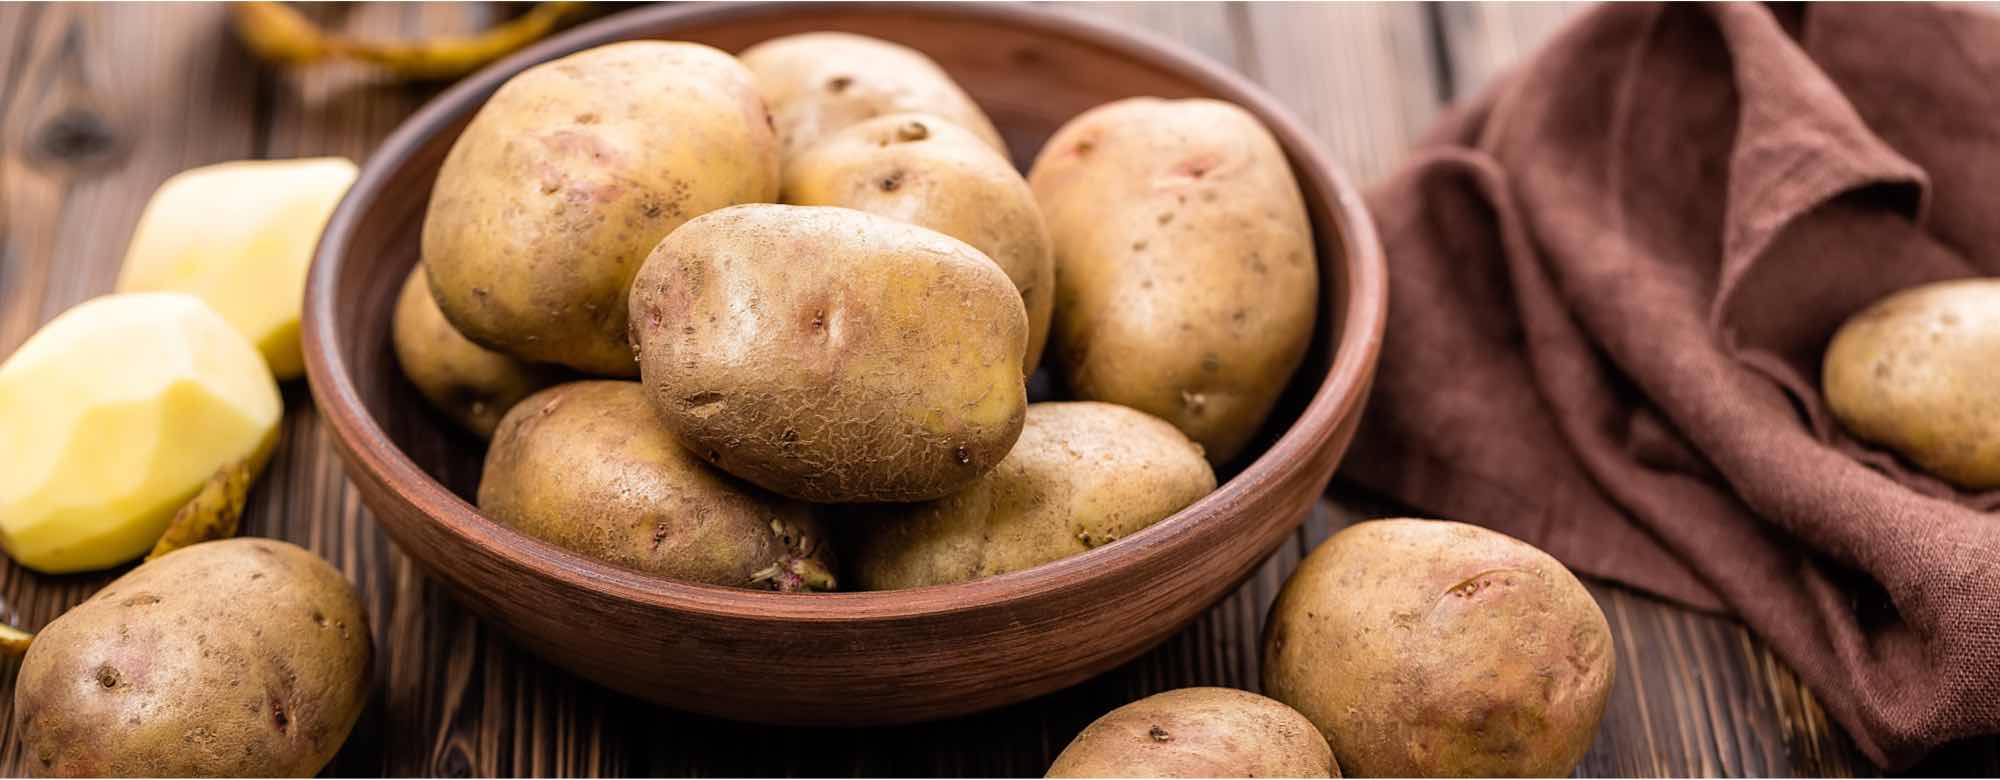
<box><xmin>232</xmin><ymin>2</ymin><xmax>586</xmax><ymax>81</ymax></box>
<box><xmin>145</xmin><ymin>443</ymin><xmax>274</xmax><ymax>562</ymax></box>
<box><xmin>0</xmin><ymin>622</ymin><xmax>32</xmax><ymax>659</ymax></box>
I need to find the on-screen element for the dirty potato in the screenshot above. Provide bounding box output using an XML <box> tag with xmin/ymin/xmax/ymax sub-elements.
<box><xmin>1823</xmin><ymin>278</ymin><xmax>2000</xmax><ymax>489</ymax></box>
<box><xmin>14</xmin><ymin>538</ymin><xmax>372</xmax><ymax>777</ymax></box>
<box><xmin>1048</xmin><ymin>687</ymin><xmax>1337</xmax><ymax>778</ymax></box>
<box><xmin>785</xmin><ymin>113</ymin><xmax>1055</xmax><ymax>372</ymax></box>
<box><xmin>1263</xmin><ymin>519</ymin><xmax>1614</xmax><ymax>777</ymax></box>
<box><xmin>740</xmin><ymin>32</ymin><xmax>1005</xmax><ymax>163</ymax></box>
<box><xmin>392</xmin><ymin>266</ymin><xmax>561</xmax><ymax>439</ymax></box>
<box><xmin>478</xmin><ymin>381</ymin><xmax>836</xmax><ymax>591</ymax></box>
<box><xmin>629</xmin><ymin>204</ymin><xmax>1028</xmax><ymax>504</ymax></box>
<box><xmin>422</xmin><ymin>41</ymin><xmax>780</xmax><ymax>375</ymax></box>
<box><xmin>844</xmin><ymin>402</ymin><xmax>1214</xmax><ymax>589</ymax></box>
<box><xmin>1028</xmin><ymin>97</ymin><xmax>1317</xmax><ymax>463</ymax></box>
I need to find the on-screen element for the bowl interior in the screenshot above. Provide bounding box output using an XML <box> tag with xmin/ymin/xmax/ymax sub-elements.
<box><xmin>329</xmin><ymin>3</ymin><xmax>1359</xmax><ymax>600</ymax></box>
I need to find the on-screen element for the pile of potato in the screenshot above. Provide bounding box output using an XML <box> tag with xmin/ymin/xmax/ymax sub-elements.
<box><xmin>388</xmin><ymin>32</ymin><xmax>1635</xmax><ymax>778</ymax></box>
<box><xmin>397</xmin><ymin>32</ymin><xmax>1317</xmax><ymax>593</ymax></box>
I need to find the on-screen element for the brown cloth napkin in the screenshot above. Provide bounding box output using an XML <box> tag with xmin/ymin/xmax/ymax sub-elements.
<box><xmin>1347</xmin><ymin>1</ymin><xmax>2000</xmax><ymax>767</ymax></box>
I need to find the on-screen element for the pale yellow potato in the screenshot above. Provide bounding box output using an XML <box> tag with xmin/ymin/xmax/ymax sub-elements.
<box><xmin>844</xmin><ymin>402</ymin><xmax>1214</xmax><ymax>589</ymax></box>
<box><xmin>1048</xmin><ymin>687</ymin><xmax>1337</xmax><ymax>778</ymax></box>
<box><xmin>0</xmin><ymin>293</ymin><xmax>281</xmax><ymax>574</ymax></box>
<box><xmin>1029</xmin><ymin>98</ymin><xmax>1317</xmax><ymax>463</ymax></box>
<box><xmin>1823</xmin><ymin>278</ymin><xmax>2000</xmax><ymax>489</ymax></box>
<box><xmin>740</xmin><ymin>32</ymin><xmax>1005</xmax><ymax>165</ymax></box>
<box><xmin>1263</xmin><ymin>519</ymin><xmax>1615</xmax><ymax>777</ymax></box>
<box><xmin>785</xmin><ymin>113</ymin><xmax>1055</xmax><ymax>373</ymax></box>
<box><xmin>629</xmin><ymin>204</ymin><xmax>1027</xmax><ymax>504</ymax></box>
<box><xmin>116</xmin><ymin>157</ymin><xmax>356</xmax><ymax>379</ymax></box>
<box><xmin>423</xmin><ymin>41</ymin><xmax>780</xmax><ymax>376</ymax></box>
<box><xmin>392</xmin><ymin>266</ymin><xmax>560</xmax><ymax>439</ymax></box>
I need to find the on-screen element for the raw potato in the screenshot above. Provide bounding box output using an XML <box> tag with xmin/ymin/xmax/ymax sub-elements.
<box><xmin>479</xmin><ymin>381</ymin><xmax>836</xmax><ymax>591</ymax></box>
<box><xmin>844</xmin><ymin>402</ymin><xmax>1213</xmax><ymax>589</ymax></box>
<box><xmin>630</xmin><ymin>204</ymin><xmax>1028</xmax><ymax>504</ymax></box>
<box><xmin>1029</xmin><ymin>97</ymin><xmax>1317</xmax><ymax>464</ymax></box>
<box><xmin>1047</xmin><ymin>687</ymin><xmax>1337</xmax><ymax>778</ymax></box>
<box><xmin>116</xmin><ymin>157</ymin><xmax>356</xmax><ymax>379</ymax></box>
<box><xmin>0</xmin><ymin>293</ymin><xmax>281</xmax><ymax>574</ymax></box>
<box><xmin>392</xmin><ymin>266</ymin><xmax>560</xmax><ymax>439</ymax></box>
<box><xmin>14</xmin><ymin>538</ymin><xmax>372</xmax><ymax>777</ymax></box>
<box><xmin>1823</xmin><ymin>278</ymin><xmax>2000</xmax><ymax>489</ymax></box>
<box><xmin>740</xmin><ymin>32</ymin><xmax>1005</xmax><ymax>165</ymax></box>
<box><xmin>785</xmin><ymin>113</ymin><xmax>1055</xmax><ymax>372</ymax></box>
<box><xmin>1263</xmin><ymin>519</ymin><xmax>1614</xmax><ymax>777</ymax></box>
<box><xmin>422</xmin><ymin>41</ymin><xmax>780</xmax><ymax>376</ymax></box>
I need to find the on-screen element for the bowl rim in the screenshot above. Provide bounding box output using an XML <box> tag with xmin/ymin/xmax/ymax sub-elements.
<box><xmin>303</xmin><ymin>0</ymin><xmax>1387</xmax><ymax>623</ymax></box>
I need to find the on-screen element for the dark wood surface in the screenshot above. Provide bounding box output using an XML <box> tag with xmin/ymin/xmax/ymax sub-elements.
<box><xmin>0</xmin><ymin>3</ymin><xmax>1994</xmax><ymax>777</ymax></box>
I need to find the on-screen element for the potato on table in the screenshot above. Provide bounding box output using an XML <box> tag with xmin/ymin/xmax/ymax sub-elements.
<box><xmin>479</xmin><ymin>381</ymin><xmax>836</xmax><ymax>591</ymax></box>
<box><xmin>1048</xmin><ymin>687</ymin><xmax>1337</xmax><ymax>778</ymax></box>
<box><xmin>0</xmin><ymin>293</ymin><xmax>281</xmax><ymax>574</ymax></box>
<box><xmin>1029</xmin><ymin>97</ymin><xmax>1317</xmax><ymax>464</ymax></box>
<box><xmin>785</xmin><ymin>113</ymin><xmax>1055</xmax><ymax>373</ymax></box>
<box><xmin>392</xmin><ymin>266</ymin><xmax>561</xmax><ymax>439</ymax></box>
<box><xmin>422</xmin><ymin>40</ymin><xmax>779</xmax><ymax>376</ymax></box>
<box><xmin>116</xmin><ymin>157</ymin><xmax>356</xmax><ymax>380</ymax></box>
<box><xmin>1823</xmin><ymin>278</ymin><xmax>2000</xmax><ymax>489</ymax></box>
<box><xmin>843</xmin><ymin>402</ymin><xmax>1214</xmax><ymax>589</ymax></box>
<box><xmin>741</xmin><ymin>32</ymin><xmax>1005</xmax><ymax>164</ymax></box>
<box><xmin>1263</xmin><ymin>519</ymin><xmax>1614</xmax><ymax>778</ymax></box>
<box><xmin>629</xmin><ymin>204</ymin><xmax>1028</xmax><ymax>504</ymax></box>
<box><xmin>14</xmin><ymin>538</ymin><xmax>371</xmax><ymax>777</ymax></box>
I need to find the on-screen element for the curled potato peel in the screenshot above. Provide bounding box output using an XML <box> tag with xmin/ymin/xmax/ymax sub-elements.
<box><xmin>233</xmin><ymin>2</ymin><xmax>587</xmax><ymax>81</ymax></box>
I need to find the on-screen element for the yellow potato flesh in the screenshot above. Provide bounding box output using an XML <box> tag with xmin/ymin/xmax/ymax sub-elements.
<box><xmin>0</xmin><ymin>293</ymin><xmax>281</xmax><ymax>573</ymax></box>
<box><xmin>117</xmin><ymin>157</ymin><xmax>357</xmax><ymax>379</ymax></box>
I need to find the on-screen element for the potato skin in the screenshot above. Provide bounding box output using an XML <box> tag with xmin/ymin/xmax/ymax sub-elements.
<box><xmin>843</xmin><ymin>402</ymin><xmax>1214</xmax><ymax>589</ymax></box>
<box><xmin>15</xmin><ymin>539</ymin><xmax>371</xmax><ymax>778</ymax></box>
<box><xmin>392</xmin><ymin>266</ymin><xmax>560</xmax><ymax>439</ymax></box>
<box><xmin>422</xmin><ymin>41</ymin><xmax>780</xmax><ymax>376</ymax></box>
<box><xmin>1048</xmin><ymin>687</ymin><xmax>1337</xmax><ymax>778</ymax></box>
<box><xmin>786</xmin><ymin>113</ymin><xmax>1054</xmax><ymax>373</ymax></box>
<box><xmin>1823</xmin><ymin>278</ymin><xmax>2000</xmax><ymax>489</ymax></box>
<box><xmin>630</xmin><ymin>204</ymin><xmax>1028</xmax><ymax>504</ymax></box>
<box><xmin>479</xmin><ymin>381</ymin><xmax>835</xmax><ymax>591</ymax></box>
<box><xmin>1263</xmin><ymin>519</ymin><xmax>1614</xmax><ymax>778</ymax></box>
<box><xmin>740</xmin><ymin>32</ymin><xmax>1005</xmax><ymax>163</ymax></box>
<box><xmin>1028</xmin><ymin>98</ymin><xmax>1317</xmax><ymax>464</ymax></box>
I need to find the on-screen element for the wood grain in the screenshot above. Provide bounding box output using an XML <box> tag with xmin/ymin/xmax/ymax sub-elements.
<box><xmin>0</xmin><ymin>3</ymin><xmax>1991</xmax><ymax>777</ymax></box>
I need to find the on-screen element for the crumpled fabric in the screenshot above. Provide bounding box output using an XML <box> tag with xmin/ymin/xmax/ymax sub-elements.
<box><xmin>1346</xmin><ymin>2</ymin><xmax>2000</xmax><ymax>767</ymax></box>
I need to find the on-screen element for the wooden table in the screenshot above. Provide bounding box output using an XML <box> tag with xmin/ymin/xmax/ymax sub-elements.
<box><xmin>1</xmin><ymin>3</ymin><xmax>1994</xmax><ymax>776</ymax></box>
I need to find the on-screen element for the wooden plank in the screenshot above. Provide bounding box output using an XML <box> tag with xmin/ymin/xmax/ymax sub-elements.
<box><xmin>0</xmin><ymin>4</ymin><xmax>266</xmax><ymax>774</ymax></box>
<box><xmin>1433</xmin><ymin>2</ymin><xmax>1582</xmax><ymax>100</ymax></box>
<box><xmin>7</xmin><ymin>3</ymin><xmax>1991</xmax><ymax>777</ymax></box>
<box><xmin>240</xmin><ymin>7</ymin><xmax>634</xmax><ymax>778</ymax></box>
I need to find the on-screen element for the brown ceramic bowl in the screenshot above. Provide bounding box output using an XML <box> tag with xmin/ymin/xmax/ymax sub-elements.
<box><xmin>304</xmin><ymin>2</ymin><xmax>1384</xmax><ymax>726</ymax></box>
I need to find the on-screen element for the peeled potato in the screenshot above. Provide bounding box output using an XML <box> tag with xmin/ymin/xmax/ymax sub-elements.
<box><xmin>117</xmin><ymin>157</ymin><xmax>357</xmax><ymax>379</ymax></box>
<box><xmin>0</xmin><ymin>293</ymin><xmax>281</xmax><ymax>573</ymax></box>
